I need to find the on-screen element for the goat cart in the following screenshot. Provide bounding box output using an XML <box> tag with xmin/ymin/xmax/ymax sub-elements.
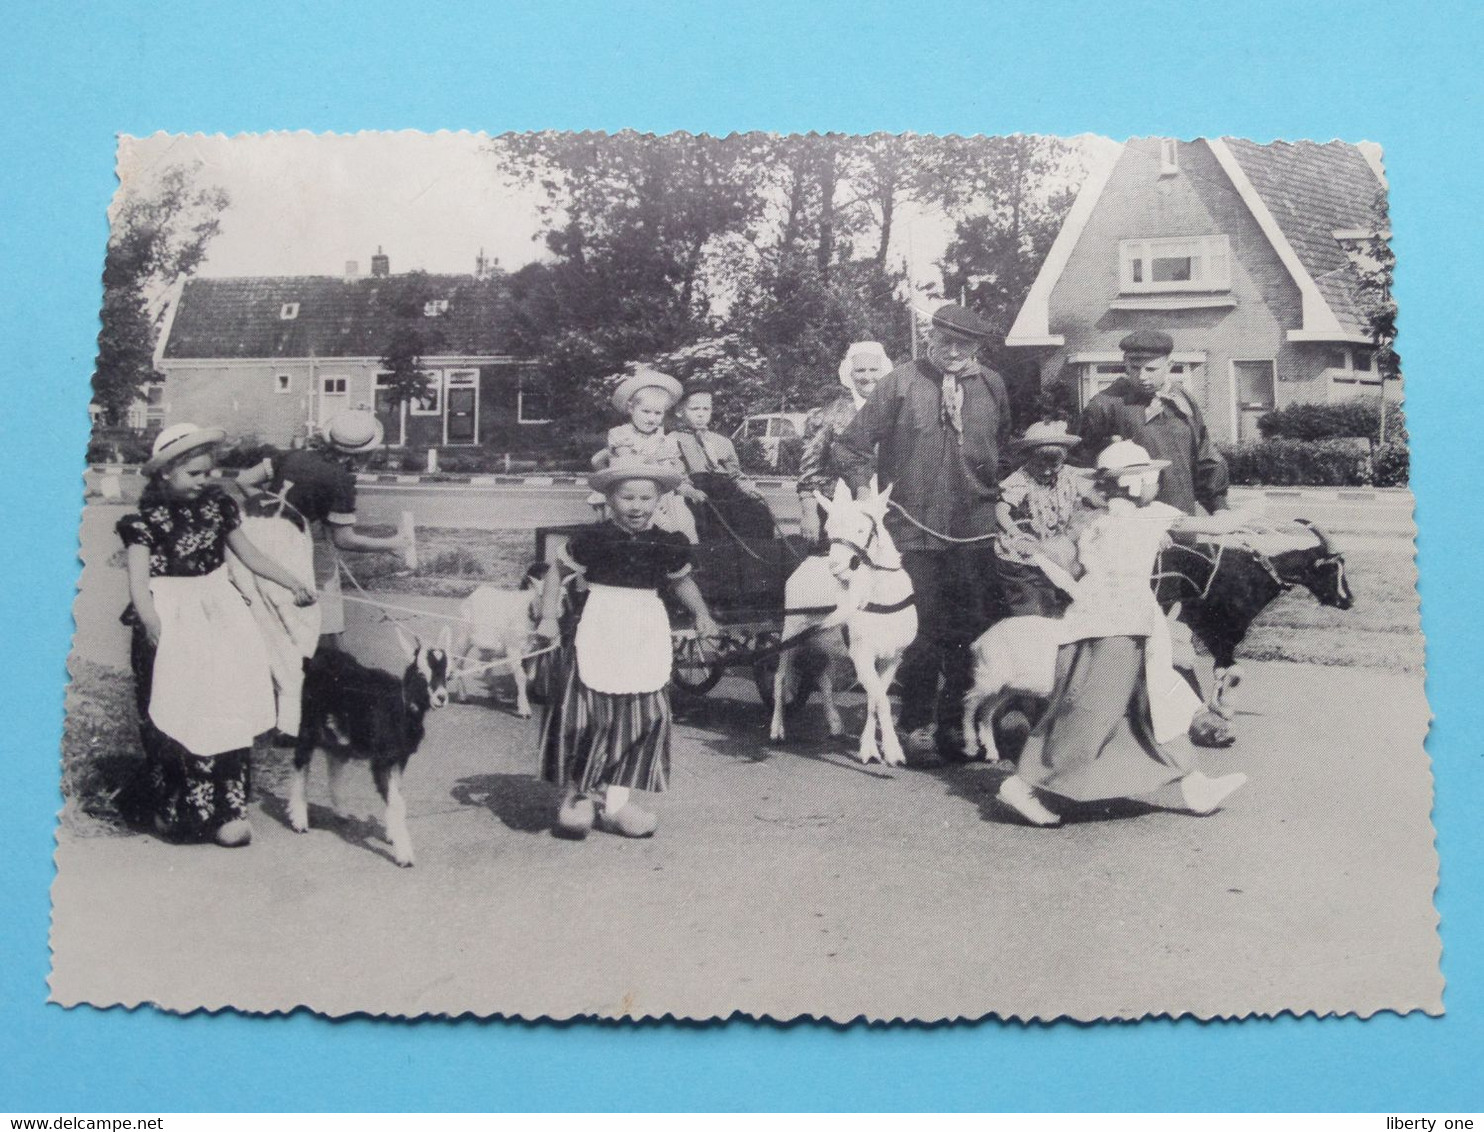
<box><xmin>534</xmin><ymin>483</ymin><xmax>817</xmax><ymax>708</ymax></box>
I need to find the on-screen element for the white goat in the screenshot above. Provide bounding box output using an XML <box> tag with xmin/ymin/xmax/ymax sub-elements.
<box><xmin>770</xmin><ymin>479</ymin><xmax>917</xmax><ymax>766</ymax></box>
<box><xmin>449</xmin><ymin>563</ymin><xmax>548</xmax><ymax>717</ymax></box>
<box><xmin>960</xmin><ymin>615</ymin><xmax>1065</xmax><ymax>762</ymax></box>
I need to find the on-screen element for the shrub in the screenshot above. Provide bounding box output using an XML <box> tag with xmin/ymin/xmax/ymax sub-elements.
<box><xmin>86</xmin><ymin>426</ymin><xmax>155</xmax><ymax>465</ymax></box>
<box><xmin>1257</xmin><ymin>396</ymin><xmax>1407</xmax><ymax>444</ymax></box>
<box><xmin>216</xmin><ymin>434</ymin><xmax>273</xmax><ymax>470</ymax></box>
<box><xmin>736</xmin><ymin>436</ymin><xmax>771</xmax><ymax>474</ymax></box>
<box><xmin>1221</xmin><ymin>438</ymin><xmax>1373</xmax><ymax>487</ymax></box>
<box><xmin>1373</xmin><ymin>442</ymin><xmax>1410</xmax><ymax>487</ymax></box>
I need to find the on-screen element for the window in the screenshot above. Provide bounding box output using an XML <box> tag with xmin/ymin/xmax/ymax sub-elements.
<box><xmin>422</xmin><ymin>299</ymin><xmax>449</xmax><ymax>317</ymax></box>
<box><xmin>321</xmin><ymin>376</ymin><xmax>347</xmax><ymax>395</ymax></box>
<box><xmin>771</xmin><ymin>418</ymin><xmax>799</xmax><ymax>439</ymax></box>
<box><xmin>275</xmin><ymin>374</ymin><xmax>291</xmax><ymax>394</ymax></box>
<box><xmin>280</xmin><ymin>302</ymin><xmax>300</xmax><ymax>320</ymax></box>
<box><xmin>1324</xmin><ymin>348</ymin><xmax>1382</xmax><ymax>388</ymax></box>
<box><xmin>1081</xmin><ymin>362</ymin><xmax>1194</xmax><ymax>406</ymax></box>
<box><xmin>410</xmin><ymin>368</ymin><xmax>442</xmax><ymax>415</ymax></box>
<box><xmin>517</xmin><ymin>375</ymin><xmax>553</xmax><ymax>424</ymax></box>
<box><xmin>1119</xmin><ymin>235</ymin><xmax>1231</xmax><ymax>293</ymax></box>
<box><xmin>1159</xmin><ymin>139</ymin><xmax>1179</xmax><ymax>177</ymax></box>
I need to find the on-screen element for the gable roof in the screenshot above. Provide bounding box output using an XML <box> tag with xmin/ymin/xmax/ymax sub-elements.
<box><xmin>1218</xmin><ymin>138</ymin><xmax>1385</xmax><ymax>337</ymax></box>
<box><xmin>1007</xmin><ymin>138</ymin><xmax>1387</xmax><ymax>346</ymax></box>
<box><xmin>160</xmin><ymin>273</ymin><xmax>515</xmax><ymax>360</ymax></box>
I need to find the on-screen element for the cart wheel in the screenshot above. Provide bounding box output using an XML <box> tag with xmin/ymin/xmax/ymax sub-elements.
<box><xmin>672</xmin><ymin>633</ymin><xmax>725</xmax><ymax>698</ymax></box>
<box><xmin>752</xmin><ymin>631</ymin><xmax>817</xmax><ymax>712</ymax></box>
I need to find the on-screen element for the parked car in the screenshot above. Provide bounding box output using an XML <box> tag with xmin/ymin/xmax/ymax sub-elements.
<box><xmin>733</xmin><ymin>412</ymin><xmax>811</xmax><ymax>468</ymax></box>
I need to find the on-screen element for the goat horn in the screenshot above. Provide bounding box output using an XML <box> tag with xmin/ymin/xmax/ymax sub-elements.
<box><xmin>1295</xmin><ymin>518</ymin><xmax>1337</xmax><ymax>556</ymax></box>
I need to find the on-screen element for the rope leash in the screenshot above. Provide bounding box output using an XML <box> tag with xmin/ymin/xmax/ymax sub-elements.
<box><xmin>885</xmin><ymin>501</ymin><xmax>1002</xmax><ymax>545</ymax></box>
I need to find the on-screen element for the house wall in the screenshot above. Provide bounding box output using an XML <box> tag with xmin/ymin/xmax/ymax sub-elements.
<box><xmin>160</xmin><ymin>357</ymin><xmax>556</xmax><ymax>451</ymax></box>
<box><xmin>158</xmin><ymin>359</ymin><xmax>339</xmax><ymax>444</ymax></box>
<box><xmin>1039</xmin><ymin>138</ymin><xmax>1343</xmax><ymax>444</ymax></box>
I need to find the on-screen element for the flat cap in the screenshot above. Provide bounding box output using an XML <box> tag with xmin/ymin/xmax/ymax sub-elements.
<box><xmin>1118</xmin><ymin>329</ymin><xmax>1175</xmax><ymax>357</ymax></box>
<box><xmin>931</xmin><ymin>303</ymin><xmax>997</xmax><ymax>341</ymax></box>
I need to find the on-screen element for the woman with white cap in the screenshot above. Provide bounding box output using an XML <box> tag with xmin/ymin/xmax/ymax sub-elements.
<box><xmin>117</xmin><ymin>424</ymin><xmax>316</xmax><ymax>847</ymax></box>
<box><xmin>996</xmin><ymin>440</ymin><xmax>1248</xmax><ymax>827</ymax></box>
<box><xmin>797</xmin><ymin>341</ymin><xmax>892</xmax><ymax>545</ymax></box>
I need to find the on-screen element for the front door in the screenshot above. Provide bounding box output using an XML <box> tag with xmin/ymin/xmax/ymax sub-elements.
<box><xmin>1233</xmin><ymin>359</ymin><xmax>1276</xmax><ymax>442</ymax></box>
<box><xmin>444</xmin><ymin>370</ymin><xmax>479</xmax><ymax>445</ymax></box>
<box><xmin>317</xmin><ymin>375</ymin><xmax>350</xmax><ymax>428</ymax></box>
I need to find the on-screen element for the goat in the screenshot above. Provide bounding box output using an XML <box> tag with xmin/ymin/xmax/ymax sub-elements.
<box><xmin>770</xmin><ymin>478</ymin><xmax>917</xmax><ymax>766</ymax></box>
<box><xmin>289</xmin><ymin>625</ymin><xmax>450</xmax><ymax>867</ymax></box>
<box><xmin>960</xmin><ymin>521</ymin><xmax>1353</xmax><ymax>760</ymax></box>
<box><xmin>449</xmin><ymin>562</ymin><xmax>549</xmax><ymax>717</ymax></box>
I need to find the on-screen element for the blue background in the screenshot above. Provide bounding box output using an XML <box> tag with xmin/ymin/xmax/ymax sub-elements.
<box><xmin>2</xmin><ymin>0</ymin><xmax>1479</xmax><ymax>1112</ymax></box>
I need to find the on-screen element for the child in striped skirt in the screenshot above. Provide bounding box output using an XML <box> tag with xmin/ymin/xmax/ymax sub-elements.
<box><xmin>536</xmin><ymin>457</ymin><xmax>719</xmax><ymax>838</ymax></box>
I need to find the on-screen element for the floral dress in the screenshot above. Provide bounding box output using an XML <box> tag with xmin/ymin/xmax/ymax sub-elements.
<box><xmin>117</xmin><ymin>484</ymin><xmax>275</xmax><ymax>839</ymax></box>
<box><xmin>996</xmin><ymin>464</ymin><xmax>1091</xmax><ymax>616</ymax></box>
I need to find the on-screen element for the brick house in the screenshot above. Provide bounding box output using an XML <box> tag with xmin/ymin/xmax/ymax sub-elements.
<box><xmin>154</xmin><ymin>254</ymin><xmax>555</xmax><ymax>451</ymax></box>
<box><xmin>1006</xmin><ymin>138</ymin><xmax>1395</xmax><ymax>443</ymax></box>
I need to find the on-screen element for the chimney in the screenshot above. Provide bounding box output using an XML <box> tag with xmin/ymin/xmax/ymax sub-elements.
<box><xmin>344</xmin><ymin>260</ymin><xmax>360</xmax><ymax>278</ymax></box>
<box><xmin>371</xmin><ymin>246</ymin><xmax>390</xmax><ymax>277</ymax></box>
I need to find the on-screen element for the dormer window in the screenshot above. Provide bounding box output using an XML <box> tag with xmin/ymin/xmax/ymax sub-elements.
<box><xmin>1120</xmin><ymin>235</ymin><xmax>1230</xmax><ymax>293</ymax></box>
<box><xmin>279</xmin><ymin>302</ymin><xmax>300</xmax><ymax>320</ymax></box>
<box><xmin>1159</xmin><ymin>139</ymin><xmax>1179</xmax><ymax>177</ymax></box>
<box><xmin>423</xmin><ymin>299</ymin><xmax>449</xmax><ymax>317</ymax></box>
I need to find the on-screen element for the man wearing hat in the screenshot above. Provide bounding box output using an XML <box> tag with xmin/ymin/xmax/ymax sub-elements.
<box><xmin>239</xmin><ymin>407</ymin><xmax>411</xmax><ymax>654</ymax></box>
<box><xmin>833</xmin><ymin>302</ymin><xmax>1013</xmax><ymax>760</ymax></box>
<box><xmin>1077</xmin><ymin>330</ymin><xmax>1230</xmax><ymax>516</ymax></box>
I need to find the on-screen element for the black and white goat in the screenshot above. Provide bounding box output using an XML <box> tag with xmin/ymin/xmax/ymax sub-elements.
<box><xmin>289</xmin><ymin>625</ymin><xmax>450</xmax><ymax>867</ymax></box>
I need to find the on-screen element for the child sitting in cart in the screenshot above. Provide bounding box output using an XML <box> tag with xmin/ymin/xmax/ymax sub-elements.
<box><xmin>587</xmin><ymin>366</ymin><xmax>700</xmax><ymax>543</ymax></box>
<box><xmin>995</xmin><ymin>420</ymin><xmax>1103</xmax><ymax>617</ymax></box>
<box><xmin>536</xmin><ymin>456</ymin><xmax>720</xmax><ymax>840</ymax></box>
<box><xmin>671</xmin><ymin>384</ymin><xmax>774</xmax><ymax>540</ymax></box>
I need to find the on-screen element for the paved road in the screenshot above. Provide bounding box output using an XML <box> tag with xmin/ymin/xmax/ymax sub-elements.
<box><xmin>55</xmin><ymin>489</ymin><xmax>1438</xmax><ymax>1021</ymax></box>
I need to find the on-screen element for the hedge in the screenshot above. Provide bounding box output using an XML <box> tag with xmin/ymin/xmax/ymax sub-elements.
<box><xmin>1257</xmin><ymin>396</ymin><xmax>1407</xmax><ymax>444</ymax></box>
<box><xmin>1221</xmin><ymin>438</ymin><xmax>1408</xmax><ymax>487</ymax></box>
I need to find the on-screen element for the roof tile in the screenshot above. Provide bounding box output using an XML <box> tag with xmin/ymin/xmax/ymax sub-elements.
<box><xmin>1221</xmin><ymin>139</ymin><xmax>1385</xmax><ymax>335</ymax></box>
<box><xmin>162</xmin><ymin>273</ymin><xmax>514</xmax><ymax>359</ymax></box>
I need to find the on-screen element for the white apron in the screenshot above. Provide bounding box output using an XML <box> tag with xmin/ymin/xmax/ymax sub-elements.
<box><xmin>229</xmin><ymin>514</ymin><xmax>320</xmax><ymax>735</ymax></box>
<box><xmin>148</xmin><ymin>566</ymin><xmax>276</xmax><ymax>756</ymax></box>
<box><xmin>574</xmin><ymin>583</ymin><xmax>673</xmax><ymax>694</ymax></box>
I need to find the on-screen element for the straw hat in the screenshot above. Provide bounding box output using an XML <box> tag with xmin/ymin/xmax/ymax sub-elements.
<box><xmin>1095</xmin><ymin>438</ymin><xmax>1170</xmax><ymax>477</ymax></box>
<box><xmin>143</xmin><ymin>423</ymin><xmax>226</xmax><ymax>474</ymax></box>
<box><xmin>610</xmin><ymin>366</ymin><xmax>684</xmax><ymax>414</ymax></box>
<box><xmin>1017</xmin><ymin>420</ymin><xmax>1081</xmax><ymax>451</ymax></box>
<box><xmin>323</xmin><ymin>408</ymin><xmax>385</xmax><ymax>453</ymax></box>
<box><xmin>589</xmin><ymin>456</ymin><xmax>682</xmax><ymax>495</ymax></box>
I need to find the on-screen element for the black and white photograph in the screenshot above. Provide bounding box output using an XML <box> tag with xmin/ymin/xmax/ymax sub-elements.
<box><xmin>51</xmin><ymin>129</ymin><xmax>1438</xmax><ymax>1022</ymax></box>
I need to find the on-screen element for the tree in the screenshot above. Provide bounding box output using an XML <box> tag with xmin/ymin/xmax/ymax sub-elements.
<box><xmin>375</xmin><ymin>272</ymin><xmax>445</xmax><ymax>443</ymax></box>
<box><xmin>925</xmin><ymin>135</ymin><xmax>1083</xmax><ymax>426</ymax></box>
<box><xmin>92</xmin><ymin>163</ymin><xmax>230</xmax><ymax>425</ymax></box>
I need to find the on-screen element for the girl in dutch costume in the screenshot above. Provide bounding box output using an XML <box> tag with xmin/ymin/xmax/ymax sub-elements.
<box><xmin>997</xmin><ymin>440</ymin><xmax>1249</xmax><ymax>828</ymax></box>
<box><xmin>537</xmin><ymin>457</ymin><xmax>720</xmax><ymax>839</ymax></box>
<box><xmin>117</xmin><ymin>424</ymin><xmax>316</xmax><ymax>847</ymax></box>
